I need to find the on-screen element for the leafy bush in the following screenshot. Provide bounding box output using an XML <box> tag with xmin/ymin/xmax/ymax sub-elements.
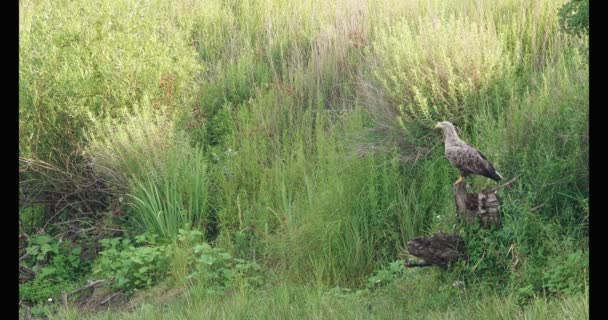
<box><xmin>87</xmin><ymin>106</ymin><xmax>186</xmax><ymax>188</ymax></box>
<box><xmin>543</xmin><ymin>249</ymin><xmax>588</xmax><ymax>296</ymax></box>
<box><xmin>93</xmin><ymin>233</ymin><xmax>170</xmax><ymax>291</ymax></box>
<box><xmin>92</xmin><ymin>230</ymin><xmax>264</xmax><ymax>294</ymax></box>
<box><xmin>366</xmin><ymin>260</ymin><xmax>405</xmax><ymax>289</ymax></box>
<box><xmin>456</xmin><ymin>196</ymin><xmax>589</xmax><ymax>302</ymax></box>
<box><xmin>20</xmin><ymin>235</ymin><xmax>87</xmax><ymax>303</ymax></box>
<box><xmin>558</xmin><ymin>0</ymin><xmax>589</xmax><ymax>37</ymax></box>
<box><xmin>175</xmin><ymin>229</ymin><xmax>264</xmax><ymax>293</ymax></box>
<box><xmin>499</xmin><ymin>51</ymin><xmax>588</xmax><ymax>225</ymax></box>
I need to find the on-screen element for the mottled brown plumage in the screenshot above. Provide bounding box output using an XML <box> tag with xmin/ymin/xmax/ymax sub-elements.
<box><xmin>407</xmin><ymin>232</ymin><xmax>466</xmax><ymax>268</ymax></box>
<box><xmin>434</xmin><ymin>121</ymin><xmax>502</xmax><ymax>185</ymax></box>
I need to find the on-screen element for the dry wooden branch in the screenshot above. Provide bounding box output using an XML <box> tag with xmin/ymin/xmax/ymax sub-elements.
<box><xmin>487</xmin><ymin>175</ymin><xmax>520</xmax><ymax>193</ymax></box>
<box><xmin>23</xmin><ymin>305</ymin><xmax>32</xmax><ymax>320</ymax></box>
<box><xmin>66</xmin><ymin>279</ymin><xmax>106</xmax><ymax>298</ymax></box>
<box><xmin>19</xmin><ymin>264</ymin><xmax>37</xmax><ymax>282</ymax></box>
<box><xmin>100</xmin><ymin>292</ymin><xmax>122</xmax><ymax>305</ymax></box>
<box><xmin>54</xmin><ymin>279</ymin><xmax>107</xmax><ymax>308</ymax></box>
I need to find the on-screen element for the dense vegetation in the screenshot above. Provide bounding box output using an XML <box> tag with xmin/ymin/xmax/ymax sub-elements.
<box><xmin>19</xmin><ymin>0</ymin><xmax>588</xmax><ymax>318</ymax></box>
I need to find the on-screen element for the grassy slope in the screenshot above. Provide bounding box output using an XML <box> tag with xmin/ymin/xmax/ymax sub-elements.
<box><xmin>19</xmin><ymin>0</ymin><xmax>588</xmax><ymax>318</ymax></box>
<box><xmin>53</xmin><ymin>283</ymin><xmax>588</xmax><ymax>320</ymax></box>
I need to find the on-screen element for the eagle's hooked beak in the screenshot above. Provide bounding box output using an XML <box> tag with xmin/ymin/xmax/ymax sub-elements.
<box><xmin>434</xmin><ymin>123</ymin><xmax>442</xmax><ymax>129</ymax></box>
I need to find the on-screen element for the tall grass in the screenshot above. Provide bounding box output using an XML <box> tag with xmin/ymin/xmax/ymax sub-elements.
<box><xmin>77</xmin><ymin>0</ymin><xmax>586</xmax><ymax>286</ymax></box>
<box><xmin>19</xmin><ymin>0</ymin><xmax>202</xmax><ymax>162</ymax></box>
<box><xmin>52</xmin><ymin>282</ymin><xmax>589</xmax><ymax>320</ymax></box>
<box><xmin>206</xmin><ymin>92</ymin><xmax>433</xmax><ymax>284</ymax></box>
<box><xmin>129</xmin><ymin>153</ymin><xmax>207</xmax><ymax>240</ymax></box>
<box><xmin>87</xmin><ymin>107</ymin><xmax>209</xmax><ymax>240</ymax></box>
<box><xmin>371</xmin><ymin>13</ymin><xmax>507</xmax><ymax>126</ymax></box>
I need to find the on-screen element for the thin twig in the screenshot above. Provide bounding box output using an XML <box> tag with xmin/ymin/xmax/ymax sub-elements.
<box><xmin>50</xmin><ymin>279</ymin><xmax>107</xmax><ymax>307</ymax></box>
<box><xmin>19</xmin><ymin>264</ymin><xmax>37</xmax><ymax>276</ymax></box>
<box><xmin>531</xmin><ymin>204</ymin><xmax>546</xmax><ymax>211</ymax></box>
<box><xmin>66</xmin><ymin>279</ymin><xmax>106</xmax><ymax>298</ymax></box>
<box><xmin>487</xmin><ymin>175</ymin><xmax>521</xmax><ymax>193</ymax></box>
<box><xmin>100</xmin><ymin>292</ymin><xmax>121</xmax><ymax>305</ymax></box>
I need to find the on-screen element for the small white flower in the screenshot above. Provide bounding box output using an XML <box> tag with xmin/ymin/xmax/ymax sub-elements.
<box><xmin>48</xmin><ymin>298</ymin><xmax>53</xmax><ymax>302</ymax></box>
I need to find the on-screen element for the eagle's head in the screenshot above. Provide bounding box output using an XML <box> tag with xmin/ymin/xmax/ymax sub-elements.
<box><xmin>434</xmin><ymin>121</ymin><xmax>459</xmax><ymax>140</ymax></box>
<box><xmin>434</xmin><ymin>121</ymin><xmax>455</xmax><ymax>130</ymax></box>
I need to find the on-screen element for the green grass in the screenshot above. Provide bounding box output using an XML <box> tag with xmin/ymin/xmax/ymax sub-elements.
<box><xmin>51</xmin><ymin>280</ymin><xmax>588</xmax><ymax>320</ymax></box>
<box><xmin>87</xmin><ymin>106</ymin><xmax>210</xmax><ymax>240</ymax></box>
<box><xmin>20</xmin><ymin>0</ymin><xmax>588</xmax><ymax>318</ymax></box>
<box><xmin>19</xmin><ymin>0</ymin><xmax>202</xmax><ymax>162</ymax></box>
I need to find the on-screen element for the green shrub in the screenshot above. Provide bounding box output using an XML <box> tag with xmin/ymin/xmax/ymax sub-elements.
<box><xmin>366</xmin><ymin>260</ymin><xmax>405</xmax><ymax>289</ymax></box>
<box><xmin>20</xmin><ymin>235</ymin><xmax>87</xmax><ymax>303</ymax></box>
<box><xmin>458</xmin><ymin>224</ymin><xmax>513</xmax><ymax>288</ymax></box>
<box><xmin>92</xmin><ymin>230</ymin><xmax>264</xmax><ymax>294</ymax></box>
<box><xmin>456</xmin><ymin>197</ymin><xmax>588</xmax><ymax>301</ymax></box>
<box><xmin>87</xmin><ymin>102</ymin><xmax>188</xmax><ymax>187</ymax></box>
<box><xmin>93</xmin><ymin>233</ymin><xmax>170</xmax><ymax>291</ymax></box>
<box><xmin>543</xmin><ymin>249</ymin><xmax>588</xmax><ymax>296</ymax></box>
<box><xmin>558</xmin><ymin>0</ymin><xmax>589</xmax><ymax>37</ymax></box>
<box><xmin>130</xmin><ymin>162</ymin><xmax>207</xmax><ymax>241</ymax></box>
<box><xmin>185</xmin><ymin>243</ymin><xmax>264</xmax><ymax>293</ymax></box>
<box><xmin>175</xmin><ymin>229</ymin><xmax>264</xmax><ymax>291</ymax></box>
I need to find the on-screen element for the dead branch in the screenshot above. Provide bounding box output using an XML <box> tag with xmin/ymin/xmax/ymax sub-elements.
<box><xmin>66</xmin><ymin>280</ymin><xmax>106</xmax><ymax>298</ymax></box>
<box><xmin>100</xmin><ymin>292</ymin><xmax>122</xmax><ymax>305</ymax></box>
<box><xmin>487</xmin><ymin>175</ymin><xmax>521</xmax><ymax>193</ymax></box>
<box><xmin>19</xmin><ymin>264</ymin><xmax>37</xmax><ymax>282</ymax></box>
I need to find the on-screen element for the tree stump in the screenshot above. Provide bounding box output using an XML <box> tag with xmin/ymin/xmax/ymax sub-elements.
<box><xmin>453</xmin><ymin>183</ymin><xmax>501</xmax><ymax>228</ymax></box>
<box><xmin>405</xmin><ymin>176</ymin><xmax>519</xmax><ymax>268</ymax></box>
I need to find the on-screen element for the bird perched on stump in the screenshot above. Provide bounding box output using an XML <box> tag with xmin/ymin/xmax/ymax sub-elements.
<box><xmin>434</xmin><ymin>121</ymin><xmax>502</xmax><ymax>185</ymax></box>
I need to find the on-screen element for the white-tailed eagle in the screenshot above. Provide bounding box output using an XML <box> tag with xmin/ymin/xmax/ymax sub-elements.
<box><xmin>434</xmin><ymin>121</ymin><xmax>502</xmax><ymax>185</ymax></box>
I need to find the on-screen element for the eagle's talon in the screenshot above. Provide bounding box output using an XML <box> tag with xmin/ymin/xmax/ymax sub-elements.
<box><xmin>453</xmin><ymin>176</ymin><xmax>464</xmax><ymax>185</ymax></box>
